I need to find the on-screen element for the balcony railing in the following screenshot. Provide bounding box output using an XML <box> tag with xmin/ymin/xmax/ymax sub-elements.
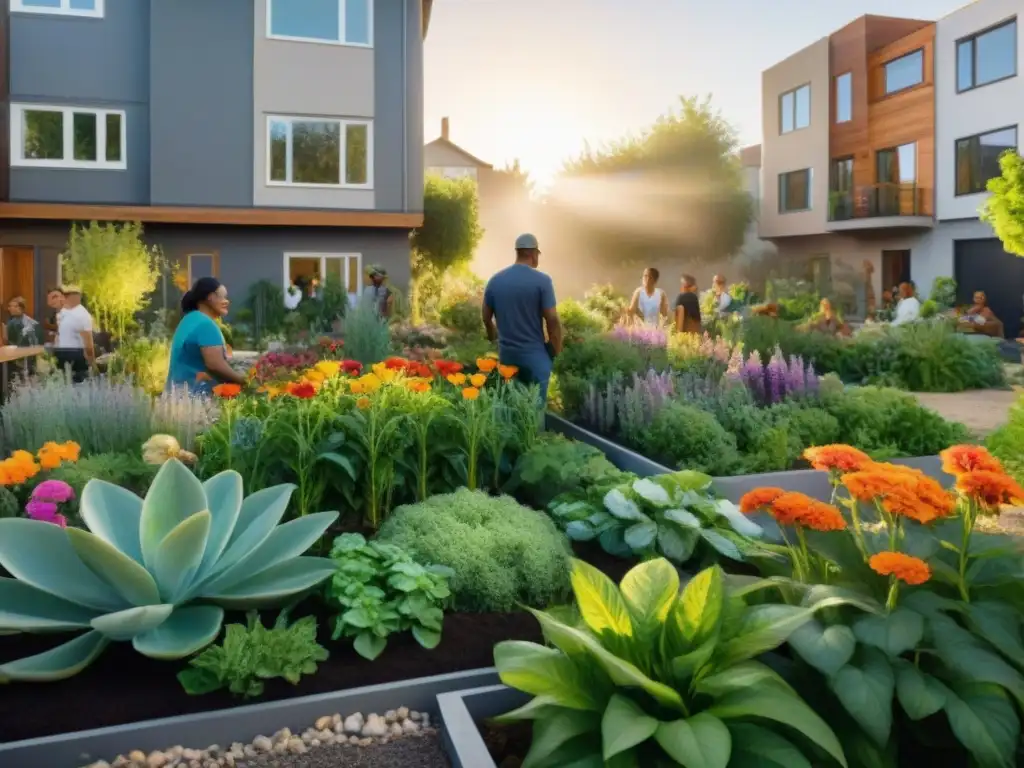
<box><xmin>828</xmin><ymin>183</ymin><xmax>929</xmax><ymax>222</ymax></box>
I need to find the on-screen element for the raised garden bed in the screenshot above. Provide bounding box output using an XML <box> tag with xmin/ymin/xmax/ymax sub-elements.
<box><xmin>546</xmin><ymin>412</ymin><xmax>951</xmax><ymax>501</ymax></box>
<box><xmin>437</xmin><ymin>685</ymin><xmax>528</xmax><ymax>768</ymax></box>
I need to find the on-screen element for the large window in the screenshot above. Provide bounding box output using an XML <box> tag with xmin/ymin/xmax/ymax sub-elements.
<box><xmin>834</xmin><ymin>72</ymin><xmax>852</xmax><ymax>123</ymax></box>
<box><xmin>778</xmin><ymin>169</ymin><xmax>811</xmax><ymax>213</ymax></box>
<box><xmin>285</xmin><ymin>253</ymin><xmax>363</xmax><ymax>300</ymax></box>
<box><xmin>779</xmin><ymin>84</ymin><xmax>810</xmax><ymax>134</ymax></box>
<box><xmin>11</xmin><ymin>0</ymin><xmax>102</xmax><ymax>17</ymax></box>
<box><xmin>267</xmin><ymin>0</ymin><xmax>371</xmax><ymax>46</ymax></box>
<box><xmin>957</xmin><ymin>19</ymin><xmax>1017</xmax><ymax>92</ymax></box>
<box><xmin>831</xmin><ymin>157</ymin><xmax>853</xmax><ymax>192</ymax></box>
<box><xmin>267</xmin><ymin>116</ymin><xmax>372</xmax><ymax>188</ymax></box>
<box><xmin>877</xmin><ymin>143</ymin><xmax>917</xmax><ymax>184</ymax></box>
<box><xmin>884</xmin><ymin>49</ymin><xmax>924</xmax><ymax>94</ymax></box>
<box><xmin>955</xmin><ymin>126</ymin><xmax>1018</xmax><ymax>196</ymax></box>
<box><xmin>11</xmin><ymin>104</ymin><xmax>125</xmax><ymax>170</ymax></box>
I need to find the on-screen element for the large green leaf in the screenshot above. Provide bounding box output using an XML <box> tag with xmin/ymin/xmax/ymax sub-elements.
<box><xmin>192</xmin><ymin>512</ymin><xmax>337</xmax><ymax>599</ymax></box>
<box><xmin>492</xmin><ymin>694</ymin><xmax>561</xmax><ymax>723</ymax></box>
<box><xmin>654</xmin><ymin>713</ymin><xmax>731</xmax><ymax>768</ymax></box>
<box><xmin>787</xmin><ymin>620</ymin><xmax>856</xmax><ymax>676</ymax></box>
<box><xmin>930</xmin><ymin>614</ymin><xmax>1024</xmax><ymax>710</ymax></box>
<box><xmin>522</xmin><ymin>709</ymin><xmax>601</xmax><ymax>768</ymax></box>
<box><xmin>195</xmin><ymin>471</ymin><xmax>244</xmax><ymax>581</ymax></box>
<box><xmin>829</xmin><ymin>649</ymin><xmax>895</xmax><ymax>747</ymax></box>
<box><xmin>700</xmin><ymin>529</ymin><xmax>743</xmax><ymax>561</ymax></box>
<box><xmin>0</xmin><ymin>630</ymin><xmax>110</xmax><ymax>682</ymax></box>
<box><xmin>0</xmin><ymin>577</ymin><xmax>101</xmax><ymax>631</ymax></box>
<box><xmin>669</xmin><ymin>637</ymin><xmax>717</xmax><ymax>684</ymax></box>
<box><xmin>90</xmin><ymin>603</ymin><xmax>173</xmax><ymax>641</ymax></box>
<box><xmin>132</xmin><ymin>605</ymin><xmax>224</xmax><ymax>660</ymax></box>
<box><xmin>943</xmin><ymin>683</ymin><xmax>1020</xmax><ymax>768</ymax></box>
<box><xmin>893</xmin><ymin>659</ymin><xmax>946</xmax><ymax>720</ymax></box>
<box><xmin>78</xmin><ymin>479</ymin><xmax>144</xmax><ymax>563</ymax></box>
<box><xmin>203</xmin><ymin>484</ymin><xmax>295</xmax><ymax>582</ymax></box>
<box><xmin>604</xmin><ymin>489</ymin><xmax>647</xmax><ymax>521</ymax></box>
<box><xmin>601</xmin><ymin>694</ymin><xmax>658</xmax><ymax>760</ymax></box>
<box><xmin>0</xmin><ymin>519</ymin><xmax>126</xmax><ymax>613</ymax></box>
<box><xmin>569</xmin><ymin>559</ymin><xmax>634</xmax><ymax>642</ymax></box>
<box><xmin>620</xmin><ymin>559</ymin><xmax>679</xmax><ymax>640</ymax></box>
<box><xmin>139</xmin><ymin>459</ymin><xmax>208</xmax><ymax>570</ymax></box>
<box><xmin>852</xmin><ymin>609</ymin><xmax>924</xmax><ymax>658</ymax></box>
<box><xmin>494</xmin><ymin>641</ymin><xmax>601</xmax><ymax>711</ymax></box>
<box><xmin>964</xmin><ymin>602</ymin><xmax>1024</xmax><ymax>670</ymax></box>
<box><xmin>657</xmin><ymin>524</ymin><xmax>698</xmax><ymax>563</ymax></box>
<box><xmin>708</xmin><ymin>687</ymin><xmax>847</xmax><ymax>767</ymax></box>
<box><xmin>672</xmin><ymin>566</ymin><xmax>724</xmax><ymax>646</ymax></box>
<box><xmin>151</xmin><ymin>510</ymin><xmax>212</xmax><ymax>602</ymax></box>
<box><xmin>695</xmin><ymin>661</ymin><xmax>793</xmax><ymax>698</ymax></box>
<box><xmin>66</xmin><ymin>527</ymin><xmax>160</xmax><ymax>607</ymax></box>
<box><xmin>725</xmin><ymin>723</ymin><xmax>811</xmax><ymax>768</ymax></box>
<box><xmin>624</xmin><ymin>521</ymin><xmax>657</xmax><ymax>552</ymax></box>
<box><xmin>205</xmin><ymin>557</ymin><xmax>343</xmax><ymax>608</ymax></box>
<box><xmin>714</xmin><ymin>604</ymin><xmax>818</xmax><ymax>667</ymax></box>
<box><xmin>530</xmin><ymin>608</ymin><xmax>686</xmax><ymax>712</ymax></box>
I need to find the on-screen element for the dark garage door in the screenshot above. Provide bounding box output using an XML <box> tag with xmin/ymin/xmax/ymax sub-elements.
<box><xmin>954</xmin><ymin>238</ymin><xmax>1024</xmax><ymax>339</ymax></box>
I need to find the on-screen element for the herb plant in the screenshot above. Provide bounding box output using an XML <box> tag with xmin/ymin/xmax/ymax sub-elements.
<box><xmin>178</xmin><ymin>610</ymin><xmax>328</xmax><ymax>698</ymax></box>
<box><xmin>326</xmin><ymin>533</ymin><xmax>452</xmax><ymax>660</ymax></box>
<box><xmin>504</xmin><ymin>434</ymin><xmax>629</xmax><ymax>509</ymax></box>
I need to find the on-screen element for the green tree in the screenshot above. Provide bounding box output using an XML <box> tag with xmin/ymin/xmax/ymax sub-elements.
<box><xmin>981</xmin><ymin>150</ymin><xmax>1024</xmax><ymax>257</ymax></box>
<box><xmin>546</xmin><ymin>95</ymin><xmax>753</xmax><ymax>266</ymax></box>
<box><xmin>61</xmin><ymin>221</ymin><xmax>165</xmax><ymax>339</ymax></box>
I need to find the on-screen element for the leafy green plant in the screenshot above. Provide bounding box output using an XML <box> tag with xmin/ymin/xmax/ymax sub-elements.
<box><xmin>493</xmin><ymin>558</ymin><xmax>848</xmax><ymax>767</ymax></box>
<box><xmin>987</xmin><ymin>393</ymin><xmax>1024</xmax><ymax>483</ymax></box>
<box><xmin>107</xmin><ymin>337</ymin><xmax>171</xmax><ymax>394</ymax></box>
<box><xmin>504</xmin><ymin>434</ymin><xmax>630</xmax><ymax>508</ymax></box>
<box><xmin>0</xmin><ymin>460</ymin><xmax>338</xmax><ymax>680</ymax></box>
<box><xmin>641</xmin><ymin>403</ymin><xmax>740</xmax><ymax>475</ymax></box>
<box><xmin>549</xmin><ymin>471</ymin><xmax>763</xmax><ymax>565</ymax></box>
<box><xmin>582</xmin><ymin>283</ymin><xmax>628</xmax><ymax>327</ymax></box>
<box><xmin>929</xmin><ymin>277</ymin><xmax>957</xmax><ymax>309</ymax></box>
<box><xmin>377</xmin><ymin>488</ymin><xmax>571</xmax><ymax>613</ymax></box>
<box><xmin>558</xmin><ymin>298</ymin><xmax>608</xmax><ymax>341</ymax></box>
<box><xmin>326</xmin><ymin>533</ymin><xmax>451</xmax><ymax>660</ymax></box>
<box><xmin>177</xmin><ymin>609</ymin><xmax>328</xmax><ymax>698</ymax></box>
<box><xmin>343</xmin><ymin>296</ymin><xmax>392</xmax><ymax>366</ymax></box>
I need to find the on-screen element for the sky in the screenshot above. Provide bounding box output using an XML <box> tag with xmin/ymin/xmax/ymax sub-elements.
<box><xmin>424</xmin><ymin>0</ymin><xmax>969</xmax><ymax>187</ymax></box>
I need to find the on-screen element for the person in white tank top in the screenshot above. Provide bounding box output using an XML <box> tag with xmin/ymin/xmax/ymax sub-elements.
<box><xmin>627</xmin><ymin>267</ymin><xmax>669</xmax><ymax>326</ymax></box>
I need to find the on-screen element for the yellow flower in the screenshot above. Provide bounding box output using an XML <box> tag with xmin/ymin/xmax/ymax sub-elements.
<box><xmin>447</xmin><ymin>373</ymin><xmax>467</xmax><ymax>386</ymax></box>
<box><xmin>370</xmin><ymin>363</ymin><xmax>398</xmax><ymax>383</ymax></box>
<box><xmin>349</xmin><ymin>380</ymin><xmax>365</xmax><ymax>395</ymax></box>
<box><xmin>303</xmin><ymin>369</ymin><xmax>326</xmax><ymax>384</ymax></box>
<box><xmin>257</xmin><ymin>384</ymin><xmax>283</xmax><ymax>399</ymax></box>
<box><xmin>315</xmin><ymin>360</ymin><xmax>342</xmax><ymax>377</ymax></box>
<box><xmin>462</xmin><ymin>387</ymin><xmax>480</xmax><ymax>400</ymax></box>
<box><xmin>485</xmin><ymin>351</ymin><xmax>499</xmax><ymax>359</ymax></box>
<box><xmin>476</xmin><ymin>358</ymin><xmax>498</xmax><ymax>373</ymax></box>
<box><xmin>470</xmin><ymin>373</ymin><xmax>487</xmax><ymax>388</ymax></box>
<box><xmin>356</xmin><ymin>396</ymin><xmax>372</xmax><ymax>410</ymax></box>
<box><xmin>405</xmin><ymin>379</ymin><xmax>431</xmax><ymax>393</ymax></box>
<box><xmin>358</xmin><ymin>373</ymin><xmax>383</xmax><ymax>391</ymax></box>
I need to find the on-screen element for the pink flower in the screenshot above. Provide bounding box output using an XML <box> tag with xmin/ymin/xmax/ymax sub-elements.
<box><xmin>53</xmin><ymin>514</ymin><xmax>67</xmax><ymax>528</ymax></box>
<box><xmin>26</xmin><ymin>499</ymin><xmax>59</xmax><ymax>522</ymax></box>
<box><xmin>32</xmin><ymin>480</ymin><xmax>75</xmax><ymax>504</ymax></box>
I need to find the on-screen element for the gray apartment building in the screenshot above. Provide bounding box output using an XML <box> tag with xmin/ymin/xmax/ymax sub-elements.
<box><xmin>0</xmin><ymin>0</ymin><xmax>430</xmax><ymax>320</ymax></box>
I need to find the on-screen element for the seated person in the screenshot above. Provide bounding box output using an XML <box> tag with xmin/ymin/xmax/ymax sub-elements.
<box><xmin>959</xmin><ymin>291</ymin><xmax>1004</xmax><ymax>337</ymax></box>
<box><xmin>807</xmin><ymin>298</ymin><xmax>850</xmax><ymax>336</ymax></box>
<box><xmin>891</xmin><ymin>283</ymin><xmax>921</xmax><ymax>326</ymax></box>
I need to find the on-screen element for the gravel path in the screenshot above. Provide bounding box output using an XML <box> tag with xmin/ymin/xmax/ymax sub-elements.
<box><xmin>236</xmin><ymin>733</ymin><xmax>449</xmax><ymax>768</ymax></box>
<box><xmin>912</xmin><ymin>389</ymin><xmax>1018</xmax><ymax>437</ymax></box>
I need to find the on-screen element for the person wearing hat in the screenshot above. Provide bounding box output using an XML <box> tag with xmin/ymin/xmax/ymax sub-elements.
<box><xmin>482</xmin><ymin>233</ymin><xmax>562</xmax><ymax>402</ymax></box>
<box><xmin>53</xmin><ymin>285</ymin><xmax>95</xmax><ymax>383</ymax></box>
<box><xmin>363</xmin><ymin>264</ymin><xmax>393</xmax><ymax>318</ymax></box>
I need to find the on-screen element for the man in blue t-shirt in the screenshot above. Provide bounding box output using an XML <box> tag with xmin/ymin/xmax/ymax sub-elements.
<box><xmin>482</xmin><ymin>234</ymin><xmax>563</xmax><ymax>402</ymax></box>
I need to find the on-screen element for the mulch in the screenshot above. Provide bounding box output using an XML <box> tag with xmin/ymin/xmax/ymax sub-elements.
<box><xmin>238</xmin><ymin>734</ymin><xmax>450</xmax><ymax>768</ymax></box>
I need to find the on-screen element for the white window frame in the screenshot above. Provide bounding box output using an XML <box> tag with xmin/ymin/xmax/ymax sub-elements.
<box><xmin>266</xmin><ymin>0</ymin><xmax>373</xmax><ymax>48</ymax></box>
<box><xmin>11</xmin><ymin>0</ymin><xmax>103</xmax><ymax>18</ymax></box>
<box><xmin>283</xmin><ymin>253</ymin><xmax>363</xmax><ymax>298</ymax></box>
<box><xmin>266</xmin><ymin>115</ymin><xmax>373</xmax><ymax>189</ymax></box>
<box><xmin>11</xmin><ymin>103</ymin><xmax>127</xmax><ymax>170</ymax></box>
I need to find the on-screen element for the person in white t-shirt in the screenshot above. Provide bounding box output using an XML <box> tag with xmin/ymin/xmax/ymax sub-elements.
<box><xmin>891</xmin><ymin>282</ymin><xmax>921</xmax><ymax>326</ymax></box>
<box><xmin>53</xmin><ymin>286</ymin><xmax>95</xmax><ymax>382</ymax></box>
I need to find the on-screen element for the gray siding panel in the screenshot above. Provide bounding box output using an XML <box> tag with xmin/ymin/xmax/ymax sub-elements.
<box><xmin>404</xmin><ymin>0</ymin><xmax>424</xmax><ymax>213</ymax></box>
<box><xmin>9</xmin><ymin>0</ymin><xmax>150</xmax><ymax>204</ymax></box>
<box><xmin>150</xmin><ymin>0</ymin><xmax>254</xmax><ymax>207</ymax></box>
<box><xmin>373</xmin><ymin>0</ymin><xmax>408</xmax><ymax>213</ymax></box>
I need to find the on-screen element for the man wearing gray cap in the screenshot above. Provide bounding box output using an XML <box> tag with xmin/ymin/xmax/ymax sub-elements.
<box><xmin>482</xmin><ymin>233</ymin><xmax>562</xmax><ymax>402</ymax></box>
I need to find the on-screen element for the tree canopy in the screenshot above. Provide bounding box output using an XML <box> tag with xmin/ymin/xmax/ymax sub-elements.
<box><xmin>411</xmin><ymin>173</ymin><xmax>483</xmax><ymax>279</ymax></box>
<box><xmin>982</xmin><ymin>150</ymin><xmax>1024</xmax><ymax>258</ymax></box>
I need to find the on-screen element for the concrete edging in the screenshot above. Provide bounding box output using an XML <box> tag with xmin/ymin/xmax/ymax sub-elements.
<box><xmin>0</xmin><ymin>667</ymin><xmax>501</xmax><ymax>768</ymax></box>
<box><xmin>438</xmin><ymin>684</ymin><xmax>528</xmax><ymax>768</ymax></box>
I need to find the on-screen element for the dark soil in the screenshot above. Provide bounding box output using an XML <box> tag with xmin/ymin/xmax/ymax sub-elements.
<box><xmin>238</xmin><ymin>733</ymin><xmax>449</xmax><ymax>768</ymax></box>
<box><xmin>0</xmin><ymin>608</ymin><xmax>542</xmax><ymax>744</ymax></box>
<box><xmin>480</xmin><ymin>720</ymin><xmax>531</xmax><ymax>768</ymax></box>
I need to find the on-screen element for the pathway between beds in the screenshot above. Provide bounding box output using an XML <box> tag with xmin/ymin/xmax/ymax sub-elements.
<box><xmin>913</xmin><ymin>388</ymin><xmax>1018</xmax><ymax>437</ymax></box>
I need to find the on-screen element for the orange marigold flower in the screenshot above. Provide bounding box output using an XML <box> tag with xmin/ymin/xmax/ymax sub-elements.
<box><xmin>498</xmin><ymin>364</ymin><xmax>519</xmax><ymax>380</ymax></box>
<box><xmin>384</xmin><ymin>357</ymin><xmax>410</xmax><ymax>370</ymax></box>
<box><xmin>58</xmin><ymin>441</ymin><xmax>81</xmax><ymax>462</ymax></box>
<box><xmin>405</xmin><ymin>379</ymin><xmax>431</xmax><ymax>393</ymax></box>
<box><xmin>462</xmin><ymin>386</ymin><xmax>480</xmax><ymax>401</ymax></box>
<box><xmin>841</xmin><ymin>469</ymin><xmax>912</xmax><ymax>502</ymax></box>
<box><xmin>739</xmin><ymin>487</ymin><xmax>785</xmax><ymax>514</ymax></box>
<box><xmin>212</xmin><ymin>383</ymin><xmax>242</xmax><ymax>399</ymax></box>
<box><xmin>446</xmin><ymin>373</ymin><xmax>467</xmax><ymax>386</ymax></box>
<box><xmin>804</xmin><ymin>444</ymin><xmax>872</xmax><ymax>473</ymax></box>
<box><xmin>940</xmin><ymin>444</ymin><xmax>1004</xmax><ymax>477</ymax></box>
<box><xmin>355</xmin><ymin>396</ymin><xmax>372</xmax><ymax>410</ymax></box>
<box><xmin>956</xmin><ymin>470</ymin><xmax>1024</xmax><ymax>509</ymax></box>
<box><xmin>38</xmin><ymin>453</ymin><xmax>62</xmax><ymax>470</ymax></box>
<box><xmin>767</xmin><ymin>492</ymin><xmax>817</xmax><ymax>526</ymax></box>
<box><xmin>10</xmin><ymin>450</ymin><xmax>35</xmax><ymax>466</ymax></box>
<box><xmin>476</xmin><ymin>358</ymin><xmax>498</xmax><ymax>373</ymax></box>
<box><xmin>799</xmin><ymin>501</ymin><xmax>848</xmax><ymax>532</ymax></box>
<box><xmin>869</xmin><ymin>552</ymin><xmax>931</xmax><ymax>585</ymax></box>
<box><xmin>470</xmin><ymin>373</ymin><xmax>487</xmax><ymax>388</ymax></box>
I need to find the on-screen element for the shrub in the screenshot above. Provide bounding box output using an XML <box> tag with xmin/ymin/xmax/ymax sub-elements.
<box><xmin>986</xmin><ymin>393</ymin><xmax>1024</xmax><ymax>483</ymax></box>
<box><xmin>343</xmin><ymin>296</ymin><xmax>392</xmax><ymax>365</ymax></box>
<box><xmin>504</xmin><ymin>433</ymin><xmax>628</xmax><ymax>508</ymax></box>
<box><xmin>640</xmin><ymin>402</ymin><xmax>739</xmax><ymax>474</ymax></box>
<box><xmin>581</xmin><ymin>282</ymin><xmax>627</xmax><ymax>326</ymax></box>
<box><xmin>107</xmin><ymin>336</ymin><xmax>170</xmax><ymax>394</ymax></box>
<box><xmin>557</xmin><ymin>298</ymin><xmax>607</xmax><ymax>341</ymax></box>
<box><xmin>376</xmin><ymin>488</ymin><xmax>572</xmax><ymax>612</ymax></box>
<box><xmin>554</xmin><ymin>335</ymin><xmax>660</xmax><ymax>415</ymax></box>
<box><xmin>438</xmin><ymin>295</ymin><xmax>485</xmax><ymax>339</ymax></box>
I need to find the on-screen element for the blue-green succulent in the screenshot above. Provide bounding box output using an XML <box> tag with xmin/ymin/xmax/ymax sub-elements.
<box><xmin>0</xmin><ymin>459</ymin><xmax>338</xmax><ymax>681</ymax></box>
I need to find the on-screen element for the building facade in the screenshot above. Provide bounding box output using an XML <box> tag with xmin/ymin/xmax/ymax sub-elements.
<box><xmin>758</xmin><ymin>1</ymin><xmax>1020</xmax><ymax>334</ymax></box>
<box><xmin>0</xmin><ymin>0</ymin><xmax>430</xmax><ymax>319</ymax></box>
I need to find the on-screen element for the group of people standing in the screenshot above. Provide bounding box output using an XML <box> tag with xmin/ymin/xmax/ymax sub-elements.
<box><xmin>2</xmin><ymin>286</ymin><xmax>95</xmax><ymax>381</ymax></box>
<box><xmin>623</xmin><ymin>269</ymin><xmax>735</xmax><ymax>333</ymax></box>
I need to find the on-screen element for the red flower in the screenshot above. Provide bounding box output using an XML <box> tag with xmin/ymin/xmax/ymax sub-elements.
<box><xmin>212</xmin><ymin>383</ymin><xmax>242</xmax><ymax>399</ymax></box>
<box><xmin>433</xmin><ymin>360</ymin><xmax>463</xmax><ymax>376</ymax></box>
<box><xmin>341</xmin><ymin>360</ymin><xmax>363</xmax><ymax>375</ymax></box>
<box><xmin>286</xmin><ymin>381</ymin><xmax>317</xmax><ymax>399</ymax></box>
<box><xmin>384</xmin><ymin>357</ymin><xmax>410</xmax><ymax>370</ymax></box>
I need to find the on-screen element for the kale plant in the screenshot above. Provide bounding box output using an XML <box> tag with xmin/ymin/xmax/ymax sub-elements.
<box><xmin>326</xmin><ymin>533</ymin><xmax>452</xmax><ymax>660</ymax></box>
<box><xmin>503</xmin><ymin>434</ymin><xmax>629</xmax><ymax>508</ymax></box>
<box><xmin>177</xmin><ymin>610</ymin><xmax>328</xmax><ymax>698</ymax></box>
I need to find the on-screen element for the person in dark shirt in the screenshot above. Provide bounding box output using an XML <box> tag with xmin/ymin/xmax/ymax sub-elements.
<box><xmin>674</xmin><ymin>274</ymin><xmax>702</xmax><ymax>334</ymax></box>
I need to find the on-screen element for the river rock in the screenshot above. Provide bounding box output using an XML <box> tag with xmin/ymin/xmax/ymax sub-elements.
<box><xmin>315</xmin><ymin>715</ymin><xmax>333</xmax><ymax>730</ymax></box>
<box><xmin>344</xmin><ymin>712</ymin><xmax>364</xmax><ymax>734</ymax></box>
<box><xmin>402</xmin><ymin>718</ymin><xmax>420</xmax><ymax>734</ymax></box>
<box><xmin>361</xmin><ymin>714</ymin><xmax>388</xmax><ymax>738</ymax></box>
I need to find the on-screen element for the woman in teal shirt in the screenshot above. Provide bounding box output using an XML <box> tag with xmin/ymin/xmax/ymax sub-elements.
<box><xmin>166</xmin><ymin>277</ymin><xmax>246</xmax><ymax>394</ymax></box>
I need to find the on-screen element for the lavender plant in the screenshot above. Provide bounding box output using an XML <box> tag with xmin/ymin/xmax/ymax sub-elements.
<box><xmin>729</xmin><ymin>345</ymin><xmax>819</xmax><ymax>406</ymax></box>
<box><xmin>610</xmin><ymin>324</ymin><xmax>667</xmax><ymax>348</ymax></box>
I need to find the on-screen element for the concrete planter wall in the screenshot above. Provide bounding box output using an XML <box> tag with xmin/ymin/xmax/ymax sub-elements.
<box><xmin>0</xmin><ymin>668</ymin><xmax>500</xmax><ymax>768</ymax></box>
<box><xmin>546</xmin><ymin>412</ymin><xmax>951</xmax><ymax>502</ymax></box>
<box><xmin>438</xmin><ymin>684</ymin><xmax>529</xmax><ymax>768</ymax></box>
